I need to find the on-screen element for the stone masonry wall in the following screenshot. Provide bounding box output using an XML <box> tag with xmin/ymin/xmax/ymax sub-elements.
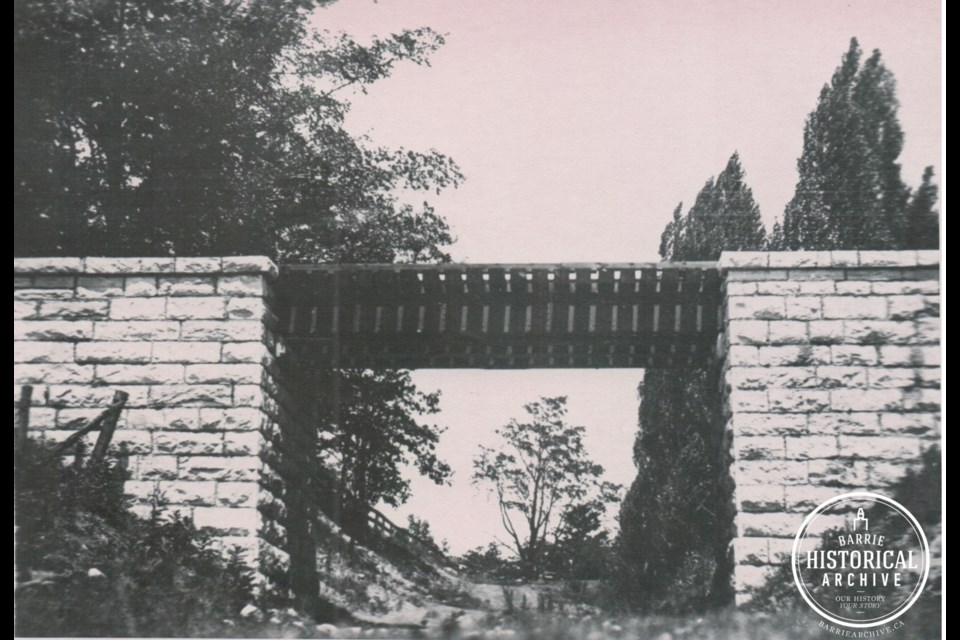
<box><xmin>718</xmin><ymin>250</ymin><xmax>941</xmax><ymax>605</ymax></box>
<box><xmin>13</xmin><ymin>256</ymin><xmax>314</xmax><ymax>600</ymax></box>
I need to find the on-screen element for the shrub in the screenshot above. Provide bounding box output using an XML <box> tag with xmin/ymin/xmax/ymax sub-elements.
<box><xmin>14</xmin><ymin>437</ymin><xmax>255</xmax><ymax>637</ymax></box>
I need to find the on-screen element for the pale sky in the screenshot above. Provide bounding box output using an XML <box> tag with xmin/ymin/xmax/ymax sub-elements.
<box><xmin>312</xmin><ymin>0</ymin><xmax>942</xmax><ymax>554</ymax></box>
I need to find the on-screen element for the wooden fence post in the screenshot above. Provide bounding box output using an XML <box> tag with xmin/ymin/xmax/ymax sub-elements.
<box><xmin>15</xmin><ymin>385</ymin><xmax>33</xmax><ymax>582</ymax></box>
<box><xmin>15</xmin><ymin>385</ymin><xmax>33</xmax><ymax>459</ymax></box>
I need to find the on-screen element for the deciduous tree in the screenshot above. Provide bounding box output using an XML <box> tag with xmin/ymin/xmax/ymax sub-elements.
<box><xmin>317</xmin><ymin>370</ymin><xmax>452</xmax><ymax>540</ymax></box>
<box><xmin>473</xmin><ymin>396</ymin><xmax>620</xmax><ymax>579</ymax></box>
<box><xmin>617</xmin><ymin>153</ymin><xmax>766</xmax><ymax>612</ymax></box>
<box><xmin>658</xmin><ymin>153</ymin><xmax>766</xmax><ymax>261</ymax></box>
<box><xmin>778</xmin><ymin>38</ymin><xmax>937</xmax><ymax>250</ymax></box>
<box><xmin>14</xmin><ymin>0</ymin><xmax>462</xmax><ymax>261</ymax></box>
<box><xmin>903</xmin><ymin>166</ymin><xmax>940</xmax><ymax>250</ymax></box>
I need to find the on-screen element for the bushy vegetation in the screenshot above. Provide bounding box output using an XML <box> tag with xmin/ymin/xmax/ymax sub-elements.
<box><xmin>457</xmin><ymin>543</ymin><xmax>524</xmax><ymax>582</ymax></box>
<box><xmin>14</xmin><ymin>437</ymin><xmax>255</xmax><ymax>637</ymax></box>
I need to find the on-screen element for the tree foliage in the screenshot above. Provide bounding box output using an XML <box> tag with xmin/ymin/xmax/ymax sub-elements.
<box><xmin>778</xmin><ymin>38</ymin><xmax>938</xmax><ymax>250</ymax></box>
<box><xmin>903</xmin><ymin>166</ymin><xmax>940</xmax><ymax>250</ymax></box>
<box><xmin>317</xmin><ymin>369</ymin><xmax>452</xmax><ymax>539</ymax></box>
<box><xmin>544</xmin><ymin>500</ymin><xmax>615</xmax><ymax>580</ymax></box>
<box><xmin>16</xmin><ymin>1</ymin><xmax>466</xmax><ymax>572</ymax></box>
<box><xmin>473</xmin><ymin>396</ymin><xmax>621</xmax><ymax>579</ymax></box>
<box><xmin>615</xmin><ymin>370</ymin><xmax>732</xmax><ymax>612</ymax></box>
<box><xmin>659</xmin><ymin>152</ymin><xmax>767</xmax><ymax>261</ymax></box>
<box><xmin>14</xmin><ymin>0</ymin><xmax>462</xmax><ymax>261</ymax></box>
<box><xmin>406</xmin><ymin>514</ymin><xmax>449</xmax><ymax>553</ymax></box>
<box><xmin>616</xmin><ymin>153</ymin><xmax>766</xmax><ymax>612</ymax></box>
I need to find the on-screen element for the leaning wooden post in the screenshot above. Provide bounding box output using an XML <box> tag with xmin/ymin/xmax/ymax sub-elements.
<box><xmin>89</xmin><ymin>390</ymin><xmax>129</xmax><ymax>465</ymax></box>
<box><xmin>52</xmin><ymin>393</ymin><xmax>125</xmax><ymax>458</ymax></box>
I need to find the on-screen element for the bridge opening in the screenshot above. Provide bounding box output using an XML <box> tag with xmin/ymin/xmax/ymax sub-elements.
<box><xmin>376</xmin><ymin>368</ymin><xmax>642</xmax><ymax>556</ymax></box>
<box><xmin>270</xmin><ymin>261</ymin><xmax>732</xmax><ymax>610</ymax></box>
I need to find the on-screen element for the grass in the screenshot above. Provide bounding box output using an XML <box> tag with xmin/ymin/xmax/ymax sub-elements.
<box><xmin>302</xmin><ymin>607</ymin><xmax>931</xmax><ymax>639</ymax></box>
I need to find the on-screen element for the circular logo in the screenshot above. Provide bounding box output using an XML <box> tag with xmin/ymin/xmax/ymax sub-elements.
<box><xmin>791</xmin><ymin>492</ymin><xmax>930</xmax><ymax>628</ymax></box>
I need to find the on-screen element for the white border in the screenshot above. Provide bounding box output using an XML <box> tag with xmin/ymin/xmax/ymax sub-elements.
<box><xmin>791</xmin><ymin>491</ymin><xmax>931</xmax><ymax>629</ymax></box>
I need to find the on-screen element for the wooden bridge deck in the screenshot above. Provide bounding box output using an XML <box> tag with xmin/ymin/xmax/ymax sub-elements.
<box><xmin>275</xmin><ymin>262</ymin><xmax>722</xmax><ymax>369</ymax></box>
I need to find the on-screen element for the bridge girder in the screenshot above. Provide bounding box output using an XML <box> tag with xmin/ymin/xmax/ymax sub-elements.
<box><xmin>275</xmin><ymin>262</ymin><xmax>722</xmax><ymax>369</ymax></box>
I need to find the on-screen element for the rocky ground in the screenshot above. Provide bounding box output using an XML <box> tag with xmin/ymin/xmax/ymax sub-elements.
<box><xmin>298</xmin><ymin>517</ymin><xmax>840</xmax><ymax>640</ymax></box>
<box><xmin>297</xmin><ymin>516</ymin><xmax>939</xmax><ymax>639</ymax></box>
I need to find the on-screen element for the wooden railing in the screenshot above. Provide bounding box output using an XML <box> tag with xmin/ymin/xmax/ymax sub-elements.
<box><xmin>366</xmin><ymin>507</ymin><xmax>450</xmax><ymax>566</ymax></box>
<box><xmin>313</xmin><ymin>450</ymin><xmax>451</xmax><ymax>567</ymax></box>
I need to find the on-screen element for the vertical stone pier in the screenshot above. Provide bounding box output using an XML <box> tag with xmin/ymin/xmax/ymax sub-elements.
<box><xmin>13</xmin><ymin>257</ymin><xmax>315</xmax><ymax>600</ymax></box>
<box><xmin>718</xmin><ymin>250</ymin><xmax>941</xmax><ymax>604</ymax></box>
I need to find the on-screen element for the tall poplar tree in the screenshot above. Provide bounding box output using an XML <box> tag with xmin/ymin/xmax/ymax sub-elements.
<box><xmin>616</xmin><ymin>153</ymin><xmax>766</xmax><ymax>613</ymax></box>
<box><xmin>903</xmin><ymin>166</ymin><xmax>940</xmax><ymax>250</ymax></box>
<box><xmin>663</xmin><ymin>153</ymin><xmax>767</xmax><ymax>261</ymax></box>
<box><xmin>779</xmin><ymin>38</ymin><xmax>938</xmax><ymax>250</ymax></box>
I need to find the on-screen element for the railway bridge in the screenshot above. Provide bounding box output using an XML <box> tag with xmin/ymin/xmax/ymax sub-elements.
<box><xmin>13</xmin><ymin>250</ymin><xmax>940</xmax><ymax>605</ymax></box>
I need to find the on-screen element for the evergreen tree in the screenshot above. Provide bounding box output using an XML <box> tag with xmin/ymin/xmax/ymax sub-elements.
<box><xmin>780</xmin><ymin>38</ymin><xmax>936</xmax><ymax>250</ymax></box>
<box><xmin>615</xmin><ymin>153</ymin><xmax>765</xmax><ymax>612</ymax></box>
